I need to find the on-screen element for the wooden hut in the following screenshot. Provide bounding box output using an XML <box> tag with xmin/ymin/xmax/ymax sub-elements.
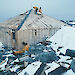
<box><xmin>0</xmin><ymin>9</ymin><xmax>67</xmax><ymax>49</ymax></box>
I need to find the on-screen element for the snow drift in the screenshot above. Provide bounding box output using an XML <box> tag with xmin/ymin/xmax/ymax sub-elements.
<box><xmin>49</xmin><ymin>26</ymin><xmax>75</xmax><ymax>54</ymax></box>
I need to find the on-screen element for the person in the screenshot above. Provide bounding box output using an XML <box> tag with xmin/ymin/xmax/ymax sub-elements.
<box><xmin>13</xmin><ymin>42</ymin><xmax>30</xmax><ymax>55</ymax></box>
<box><xmin>33</xmin><ymin>6</ymin><xmax>38</xmax><ymax>14</ymax></box>
<box><xmin>39</xmin><ymin>7</ymin><xmax>42</xmax><ymax>13</ymax></box>
<box><xmin>7</xmin><ymin>29</ymin><xmax>16</xmax><ymax>49</ymax></box>
<box><xmin>35</xmin><ymin>8</ymin><xmax>38</xmax><ymax>14</ymax></box>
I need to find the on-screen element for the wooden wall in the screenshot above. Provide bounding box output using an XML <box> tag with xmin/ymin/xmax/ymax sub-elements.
<box><xmin>16</xmin><ymin>28</ymin><xmax>59</xmax><ymax>49</ymax></box>
<box><xmin>0</xmin><ymin>27</ymin><xmax>12</xmax><ymax>48</ymax></box>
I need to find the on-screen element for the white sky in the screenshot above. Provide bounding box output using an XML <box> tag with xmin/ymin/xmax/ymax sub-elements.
<box><xmin>0</xmin><ymin>0</ymin><xmax>75</xmax><ymax>22</ymax></box>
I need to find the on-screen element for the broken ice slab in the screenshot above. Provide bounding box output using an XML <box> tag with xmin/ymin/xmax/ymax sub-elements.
<box><xmin>10</xmin><ymin>65</ymin><xmax>20</xmax><ymax>72</ymax></box>
<box><xmin>63</xmin><ymin>69</ymin><xmax>75</xmax><ymax>75</ymax></box>
<box><xmin>7</xmin><ymin>57</ymin><xmax>18</xmax><ymax>65</ymax></box>
<box><xmin>31</xmin><ymin>54</ymin><xmax>36</xmax><ymax>59</ymax></box>
<box><xmin>48</xmin><ymin>66</ymin><xmax>67</xmax><ymax>75</ymax></box>
<box><xmin>36</xmin><ymin>43</ymin><xmax>42</xmax><ymax>46</ymax></box>
<box><xmin>24</xmin><ymin>62</ymin><xmax>28</xmax><ymax>67</ymax></box>
<box><xmin>45</xmin><ymin>61</ymin><xmax>68</xmax><ymax>75</ymax></box>
<box><xmin>57</xmin><ymin>55</ymin><xmax>71</xmax><ymax>62</ymax></box>
<box><xmin>43</xmin><ymin>45</ymin><xmax>52</xmax><ymax>51</ymax></box>
<box><xmin>29</xmin><ymin>46</ymin><xmax>44</xmax><ymax>55</ymax></box>
<box><xmin>39</xmin><ymin>40</ymin><xmax>51</xmax><ymax>46</ymax></box>
<box><xmin>50</xmin><ymin>42</ymin><xmax>64</xmax><ymax>53</ymax></box>
<box><xmin>16</xmin><ymin>66</ymin><xmax>28</xmax><ymax>74</ymax></box>
<box><xmin>10</xmin><ymin>58</ymin><xmax>19</xmax><ymax>64</ymax></box>
<box><xmin>58</xmin><ymin>62</ymin><xmax>70</xmax><ymax>69</ymax></box>
<box><xmin>0</xmin><ymin>57</ymin><xmax>8</xmax><ymax>70</ymax></box>
<box><xmin>5</xmin><ymin>50</ymin><xmax>13</xmax><ymax>54</ymax></box>
<box><xmin>35</xmin><ymin>44</ymin><xmax>46</xmax><ymax>50</ymax></box>
<box><xmin>18</xmin><ymin>61</ymin><xmax>42</xmax><ymax>75</ymax></box>
<box><xmin>35</xmin><ymin>51</ymin><xmax>59</xmax><ymax>63</ymax></box>
<box><xmin>45</xmin><ymin>62</ymin><xmax>60</xmax><ymax>75</ymax></box>
<box><xmin>46</xmin><ymin>38</ymin><xmax>52</xmax><ymax>43</ymax></box>
<box><xmin>71</xmin><ymin>59</ymin><xmax>75</xmax><ymax>73</ymax></box>
<box><xmin>56</xmin><ymin>55</ymin><xmax>72</xmax><ymax>69</ymax></box>
<box><xmin>3</xmin><ymin>54</ymin><xmax>15</xmax><ymax>57</ymax></box>
<box><xmin>19</xmin><ymin>56</ymin><xmax>35</xmax><ymax>63</ymax></box>
<box><xmin>0</xmin><ymin>48</ymin><xmax>5</xmax><ymax>52</ymax></box>
<box><xmin>66</xmin><ymin>49</ymin><xmax>75</xmax><ymax>57</ymax></box>
<box><xmin>13</xmin><ymin>61</ymin><xmax>24</xmax><ymax>66</ymax></box>
<box><xmin>65</xmin><ymin>60</ymin><xmax>72</xmax><ymax>64</ymax></box>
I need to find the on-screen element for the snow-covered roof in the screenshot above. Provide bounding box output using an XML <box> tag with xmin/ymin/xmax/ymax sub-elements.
<box><xmin>0</xmin><ymin>9</ymin><xmax>67</xmax><ymax>30</ymax></box>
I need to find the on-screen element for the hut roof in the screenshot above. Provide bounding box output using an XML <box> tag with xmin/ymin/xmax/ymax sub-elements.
<box><xmin>0</xmin><ymin>9</ymin><xmax>67</xmax><ymax>30</ymax></box>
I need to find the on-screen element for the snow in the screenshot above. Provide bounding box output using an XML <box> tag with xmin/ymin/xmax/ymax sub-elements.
<box><xmin>49</xmin><ymin>26</ymin><xmax>75</xmax><ymax>54</ymax></box>
<box><xmin>24</xmin><ymin>61</ymin><xmax>28</xmax><ymax>67</ymax></box>
<box><xmin>56</xmin><ymin>51</ymin><xmax>60</xmax><ymax>56</ymax></box>
<box><xmin>10</xmin><ymin>65</ymin><xmax>20</xmax><ymax>72</ymax></box>
<box><xmin>43</xmin><ymin>49</ymin><xmax>48</xmax><ymax>52</ymax></box>
<box><xmin>46</xmin><ymin>45</ymin><xmax>51</xmax><ymax>48</ymax></box>
<box><xmin>0</xmin><ymin>58</ymin><xmax>8</xmax><ymax>70</ymax></box>
<box><xmin>19</xmin><ymin>61</ymin><xmax>42</xmax><ymax>75</ymax></box>
<box><xmin>68</xmin><ymin>22</ymin><xmax>75</xmax><ymax>24</ymax></box>
<box><xmin>66</xmin><ymin>60</ymin><xmax>72</xmax><ymax>64</ymax></box>
<box><xmin>5</xmin><ymin>51</ymin><xmax>13</xmax><ymax>54</ymax></box>
<box><xmin>0</xmin><ymin>42</ymin><xmax>4</xmax><ymax>50</ymax></box>
<box><xmin>31</xmin><ymin>54</ymin><xmax>36</xmax><ymax>59</ymax></box>
<box><xmin>63</xmin><ymin>69</ymin><xmax>75</xmax><ymax>75</ymax></box>
<box><xmin>56</xmin><ymin>55</ymin><xmax>72</xmax><ymax>69</ymax></box>
<box><xmin>3</xmin><ymin>54</ymin><xmax>15</xmax><ymax>57</ymax></box>
<box><xmin>45</xmin><ymin>62</ymin><xmax>60</xmax><ymax>75</ymax></box>
<box><xmin>11</xmin><ymin>58</ymin><xmax>19</xmax><ymax>64</ymax></box>
<box><xmin>59</xmin><ymin>62</ymin><xmax>70</xmax><ymax>69</ymax></box>
<box><xmin>50</xmin><ymin>43</ymin><xmax>59</xmax><ymax>52</ymax></box>
<box><xmin>58</xmin><ymin>55</ymin><xmax>71</xmax><ymax>62</ymax></box>
<box><xmin>59</xmin><ymin>47</ymin><xmax>67</xmax><ymax>54</ymax></box>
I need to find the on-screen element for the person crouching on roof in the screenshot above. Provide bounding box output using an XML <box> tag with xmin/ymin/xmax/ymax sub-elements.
<box><xmin>12</xmin><ymin>42</ymin><xmax>30</xmax><ymax>56</ymax></box>
<box><xmin>39</xmin><ymin>7</ymin><xmax>42</xmax><ymax>13</ymax></box>
<box><xmin>33</xmin><ymin>6</ymin><xmax>42</xmax><ymax>15</ymax></box>
<box><xmin>33</xmin><ymin>6</ymin><xmax>38</xmax><ymax>14</ymax></box>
